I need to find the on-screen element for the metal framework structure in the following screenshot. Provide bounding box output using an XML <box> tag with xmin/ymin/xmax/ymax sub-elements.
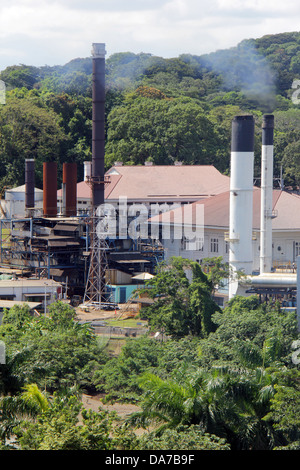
<box><xmin>83</xmin><ymin>207</ymin><xmax>112</xmax><ymax>308</ymax></box>
<box><xmin>0</xmin><ymin>217</ymin><xmax>86</xmax><ymax>283</ymax></box>
<box><xmin>83</xmin><ymin>43</ymin><xmax>113</xmax><ymax>309</ymax></box>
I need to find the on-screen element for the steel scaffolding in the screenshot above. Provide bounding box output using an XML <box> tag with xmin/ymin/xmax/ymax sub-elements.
<box><xmin>83</xmin><ymin>208</ymin><xmax>111</xmax><ymax>308</ymax></box>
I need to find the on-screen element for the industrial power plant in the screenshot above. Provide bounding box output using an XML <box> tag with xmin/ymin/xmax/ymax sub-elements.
<box><xmin>0</xmin><ymin>43</ymin><xmax>164</xmax><ymax>314</ymax></box>
<box><xmin>0</xmin><ymin>42</ymin><xmax>299</xmax><ymax>331</ymax></box>
<box><xmin>227</xmin><ymin>113</ymin><xmax>298</xmax><ymax>326</ymax></box>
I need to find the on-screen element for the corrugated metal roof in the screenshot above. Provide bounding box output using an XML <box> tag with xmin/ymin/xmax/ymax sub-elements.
<box><xmin>6</xmin><ymin>185</ymin><xmax>43</xmax><ymax>193</ymax></box>
<box><xmin>53</xmin><ymin>224</ymin><xmax>78</xmax><ymax>231</ymax></box>
<box><xmin>48</xmin><ymin>240</ymin><xmax>80</xmax><ymax>247</ymax></box>
<box><xmin>0</xmin><ymin>279</ymin><xmax>61</xmax><ymax>287</ymax></box>
<box><xmin>0</xmin><ymin>300</ymin><xmax>42</xmax><ymax>309</ymax></box>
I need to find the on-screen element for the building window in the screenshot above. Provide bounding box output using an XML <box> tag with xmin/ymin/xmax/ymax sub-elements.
<box><xmin>182</xmin><ymin>236</ymin><xmax>204</xmax><ymax>251</ymax></box>
<box><xmin>181</xmin><ymin>237</ymin><xmax>187</xmax><ymax>250</ymax></box>
<box><xmin>210</xmin><ymin>238</ymin><xmax>219</xmax><ymax>253</ymax></box>
<box><xmin>225</xmin><ymin>240</ymin><xmax>229</xmax><ymax>254</ymax></box>
<box><xmin>294</xmin><ymin>241</ymin><xmax>300</xmax><ymax>260</ymax></box>
<box><xmin>196</xmin><ymin>237</ymin><xmax>204</xmax><ymax>251</ymax></box>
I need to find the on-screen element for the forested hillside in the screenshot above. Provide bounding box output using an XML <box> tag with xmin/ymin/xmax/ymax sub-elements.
<box><xmin>1</xmin><ymin>31</ymin><xmax>300</xmax><ymax>190</ymax></box>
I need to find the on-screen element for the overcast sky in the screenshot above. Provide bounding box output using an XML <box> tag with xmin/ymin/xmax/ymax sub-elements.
<box><xmin>0</xmin><ymin>0</ymin><xmax>300</xmax><ymax>71</ymax></box>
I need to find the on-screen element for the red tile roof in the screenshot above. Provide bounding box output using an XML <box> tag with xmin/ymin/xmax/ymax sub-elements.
<box><xmin>105</xmin><ymin>165</ymin><xmax>229</xmax><ymax>202</ymax></box>
<box><xmin>150</xmin><ymin>189</ymin><xmax>300</xmax><ymax>231</ymax></box>
<box><xmin>58</xmin><ymin>165</ymin><xmax>230</xmax><ymax>202</ymax></box>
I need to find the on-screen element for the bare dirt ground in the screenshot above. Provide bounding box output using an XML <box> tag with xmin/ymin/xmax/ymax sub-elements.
<box><xmin>75</xmin><ymin>308</ymin><xmax>117</xmax><ymax>322</ymax></box>
<box><xmin>75</xmin><ymin>304</ymin><xmax>139</xmax><ymax>322</ymax></box>
<box><xmin>81</xmin><ymin>394</ymin><xmax>148</xmax><ymax>436</ymax></box>
<box><xmin>81</xmin><ymin>393</ymin><xmax>140</xmax><ymax>418</ymax></box>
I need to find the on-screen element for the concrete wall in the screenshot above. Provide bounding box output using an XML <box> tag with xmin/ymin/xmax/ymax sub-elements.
<box><xmin>163</xmin><ymin>228</ymin><xmax>230</xmax><ymax>264</ymax></box>
<box><xmin>162</xmin><ymin>228</ymin><xmax>300</xmax><ymax>273</ymax></box>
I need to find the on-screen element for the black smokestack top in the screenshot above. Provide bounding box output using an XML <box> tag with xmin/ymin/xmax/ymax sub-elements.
<box><xmin>91</xmin><ymin>43</ymin><xmax>106</xmax><ymax>207</ymax></box>
<box><xmin>231</xmin><ymin>115</ymin><xmax>255</xmax><ymax>153</ymax></box>
<box><xmin>25</xmin><ymin>159</ymin><xmax>35</xmax><ymax>212</ymax></box>
<box><xmin>262</xmin><ymin>114</ymin><xmax>274</xmax><ymax>146</ymax></box>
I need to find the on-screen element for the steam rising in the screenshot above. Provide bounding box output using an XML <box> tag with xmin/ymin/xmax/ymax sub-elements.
<box><xmin>199</xmin><ymin>39</ymin><xmax>277</xmax><ymax>110</ymax></box>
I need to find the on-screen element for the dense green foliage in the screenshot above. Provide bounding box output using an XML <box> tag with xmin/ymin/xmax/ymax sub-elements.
<box><xmin>140</xmin><ymin>257</ymin><xmax>220</xmax><ymax>338</ymax></box>
<box><xmin>0</xmin><ymin>278</ymin><xmax>299</xmax><ymax>450</ymax></box>
<box><xmin>14</xmin><ymin>393</ymin><xmax>137</xmax><ymax>451</ymax></box>
<box><xmin>1</xmin><ymin>31</ymin><xmax>300</xmax><ymax>189</ymax></box>
<box><xmin>0</xmin><ymin>302</ymin><xmax>106</xmax><ymax>395</ymax></box>
<box><xmin>102</xmin><ymin>295</ymin><xmax>299</xmax><ymax>450</ymax></box>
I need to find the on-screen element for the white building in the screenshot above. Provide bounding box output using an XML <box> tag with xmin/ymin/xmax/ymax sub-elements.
<box><xmin>1</xmin><ymin>185</ymin><xmax>43</xmax><ymax>219</ymax></box>
<box><xmin>150</xmin><ymin>187</ymin><xmax>300</xmax><ymax>272</ymax></box>
<box><xmin>0</xmin><ymin>278</ymin><xmax>62</xmax><ymax>306</ymax></box>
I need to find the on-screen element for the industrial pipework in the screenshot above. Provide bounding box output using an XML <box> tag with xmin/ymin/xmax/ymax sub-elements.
<box><xmin>229</xmin><ymin>115</ymin><xmax>255</xmax><ymax>299</ymax></box>
<box><xmin>84</xmin><ymin>161</ymin><xmax>92</xmax><ymax>182</ymax></box>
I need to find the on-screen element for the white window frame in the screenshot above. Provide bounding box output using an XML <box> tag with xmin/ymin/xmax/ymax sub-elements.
<box><xmin>210</xmin><ymin>237</ymin><xmax>219</xmax><ymax>253</ymax></box>
<box><xmin>294</xmin><ymin>241</ymin><xmax>300</xmax><ymax>260</ymax></box>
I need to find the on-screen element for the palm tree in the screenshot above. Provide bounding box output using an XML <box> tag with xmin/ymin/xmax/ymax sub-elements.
<box><xmin>131</xmin><ymin>366</ymin><xmax>238</xmax><ymax>437</ymax></box>
<box><xmin>0</xmin><ymin>347</ymin><xmax>33</xmax><ymax>395</ymax></box>
<box><xmin>19</xmin><ymin>383</ymin><xmax>49</xmax><ymax>413</ymax></box>
<box><xmin>0</xmin><ymin>383</ymin><xmax>49</xmax><ymax>448</ymax></box>
<box><xmin>131</xmin><ymin>363</ymin><xmax>281</xmax><ymax>450</ymax></box>
<box><xmin>230</xmin><ymin>336</ymin><xmax>287</xmax><ymax>449</ymax></box>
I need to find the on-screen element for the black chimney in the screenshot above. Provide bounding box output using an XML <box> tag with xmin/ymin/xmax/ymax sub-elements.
<box><xmin>91</xmin><ymin>43</ymin><xmax>106</xmax><ymax>208</ymax></box>
<box><xmin>25</xmin><ymin>159</ymin><xmax>35</xmax><ymax>216</ymax></box>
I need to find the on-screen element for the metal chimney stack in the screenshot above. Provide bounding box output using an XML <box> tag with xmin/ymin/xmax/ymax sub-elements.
<box><xmin>25</xmin><ymin>159</ymin><xmax>35</xmax><ymax>217</ymax></box>
<box><xmin>43</xmin><ymin>162</ymin><xmax>57</xmax><ymax>217</ymax></box>
<box><xmin>83</xmin><ymin>42</ymin><xmax>110</xmax><ymax>309</ymax></box>
<box><xmin>91</xmin><ymin>43</ymin><xmax>106</xmax><ymax>208</ymax></box>
<box><xmin>260</xmin><ymin>115</ymin><xmax>274</xmax><ymax>274</ymax></box>
<box><xmin>229</xmin><ymin>115</ymin><xmax>255</xmax><ymax>299</ymax></box>
<box><xmin>62</xmin><ymin>162</ymin><xmax>77</xmax><ymax>217</ymax></box>
<box><xmin>84</xmin><ymin>161</ymin><xmax>92</xmax><ymax>182</ymax></box>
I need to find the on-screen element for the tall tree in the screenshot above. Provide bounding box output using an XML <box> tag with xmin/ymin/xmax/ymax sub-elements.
<box><xmin>133</xmin><ymin>357</ymin><xmax>292</xmax><ymax>450</ymax></box>
<box><xmin>105</xmin><ymin>94</ymin><xmax>221</xmax><ymax>169</ymax></box>
<box><xmin>141</xmin><ymin>257</ymin><xmax>220</xmax><ymax>338</ymax></box>
<box><xmin>0</xmin><ymin>92</ymin><xmax>67</xmax><ymax>189</ymax></box>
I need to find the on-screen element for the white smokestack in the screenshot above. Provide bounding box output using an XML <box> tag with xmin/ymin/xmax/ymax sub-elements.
<box><xmin>84</xmin><ymin>161</ymin><xmax>92</xmax><ymax>182</ymax></box>
<box><xmin>260</xmin><ymin>115</ymin><xmax>274</xmax><ymax>274</ymax></box>
<box><xmin>229</xmin><ymin>115</ymin><xmax>255</xmax><ymax>299</ymax></box>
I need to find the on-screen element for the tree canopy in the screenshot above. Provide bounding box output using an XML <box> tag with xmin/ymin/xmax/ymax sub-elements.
<box><xmin>0</xmin><ymin>262</ymin><xmax>299</xmax><ymax>450</ymax></box>
<box><xmin>1</xmin><ymin>31</ymin><xmax>300</xmax><ymax>187</ymax></box>
<box><xmin>140</xmin><ymin>257</ymin><xmax>220</xmax><ymax>338</ymax></box>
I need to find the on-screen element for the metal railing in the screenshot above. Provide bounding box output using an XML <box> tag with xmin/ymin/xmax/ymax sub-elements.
<box><xmin>273</xmin><ymin>260</ymin><xmax>296</xmax><ymax>272</ymax></box>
